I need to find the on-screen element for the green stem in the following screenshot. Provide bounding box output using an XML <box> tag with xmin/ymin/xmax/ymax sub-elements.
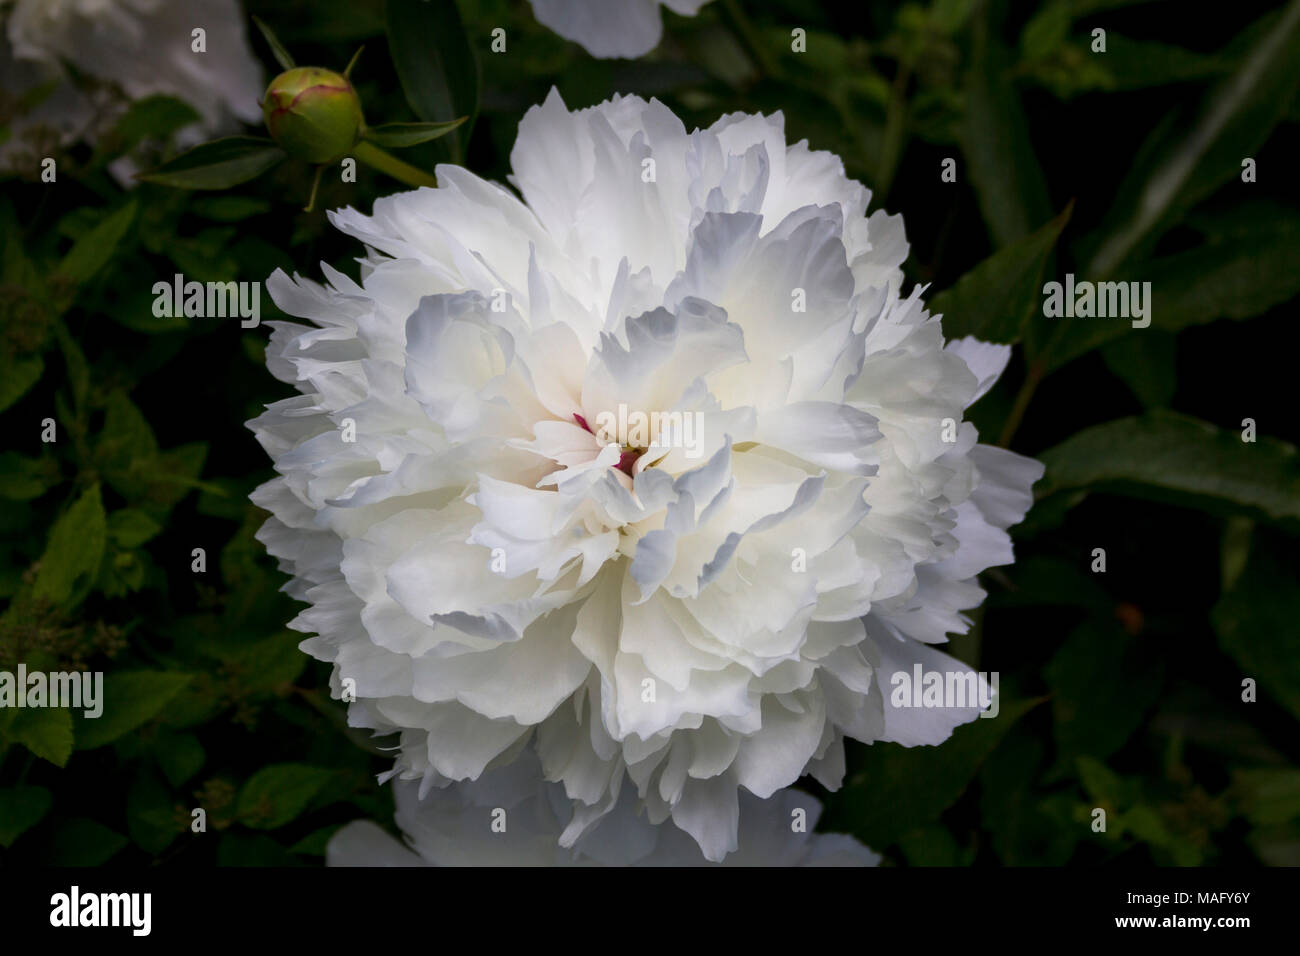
<box><xmin>721</xmin><ymin>0</ymin><xmax>782</xmax><ymax>80</ymax></box>
<box><xmin>876</xmin><ymin>60</ymin><xmax>913</xmax><ymax>201</ymax></box>
<box><xmin>997</xmin><ymin>360</ymin><xmax>1043</xmax><ymax>448</ymax></box>
<box><xmin>303</xmin><ymin>165</ymin><xmax>324</xmax><ymax>213</ymax></box>
<box><xmin>353</xmin><ymin>140</ymin><xmax>438</xmax><ymax>189</ymax></box>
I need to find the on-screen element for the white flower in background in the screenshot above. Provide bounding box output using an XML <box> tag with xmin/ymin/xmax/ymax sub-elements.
<box><xmin>0</xmin><ymin>0</ymin><xmax>262</xmax><ymax>174</ymax></box>
<box><xmin>250</xmin><ymin>89</ymin><xmax>1043</xmax><ymax>862</ymax></box>
<box><xmin>528</xmin><ymin>0</ymin><xmax>711</xmax><ymax>58</ymax></box>
<box><xmin>327</xmin><ymin>751</ymin><xmax>879</xmax><ymax>866</ymax></box>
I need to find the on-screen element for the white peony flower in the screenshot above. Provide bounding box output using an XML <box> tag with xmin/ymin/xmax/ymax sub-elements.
<box><xmin>0</xmin><ymin>0</ymin><xmax>262</xmax><ymax>175</ymax></box>
<box><xmin>249</xmin><ymin>89</ymin><xmax>1043</xmax><ymax>862</ymax></box>
<box><xmin>327</xmin><ymin>751</ymin><xmax>879</xmax><ymax>867</ymax></box>
<box><xmin>528</xmin><ymin>0</ymin><xmax>711</xmax><ymax>59</ymax></box>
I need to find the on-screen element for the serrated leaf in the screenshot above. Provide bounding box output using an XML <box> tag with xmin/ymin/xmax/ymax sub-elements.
<box><xmin>1020</xmin><ymin>1</ymin><xmax>1071</xmax><ymax>61</ymax></box>
<box><xmin>48</xmin><ymin>817</ymin><xmax>127</xmax><ymax>865</ymax></box>
<box><xmin>362</xmin><ymin>118</ymin><xmax>466</xmax><ymax>148</ymax></box>
<box><xmin>96</xmin><ymin>390</ymin><xmax>159</xmax><ymax>473</ymax></box>
<box><xmin>236</xmin><ymin>763</ymin><xmax>336</xmax><ymax>830</ymax></box>
<box><xmin>135</xmin><ymin>137</ymin><xmax>287</xmax><ymax>190</ymax></box>
<box><xmin>1233</xmin><ymin>769</ymin><xmax>1300</xmax><ymax>826</ymax></box>
<box><xmin>153</xmin><ymin>731</ymin><xmax>205</xmax><ymax>787</ymax></box>
<box><xmin>32</xmin><ymin>482</ymin><xmax>106</xmax><ymax>606</ymax></box>
<box><xmin>1038</xmin><ymin>411</ymin><xmax>1300</xmax><ymax>522</ymax></box>
<box><xmin>0</xmin><ymin>786</ymin><xmax>52</xmax><ymax>847</ymax></box>
<box><xmin>0</xmin><ymin>354</ymin><xmax>43</xmax><ymax>413</ymax></box>
<box><xmin>931</xmin><ymin>204</ymin><xmax>1072</xmax><ymax>343</ymax></box>
<box><xmin>54</xmin><ymin>322</ymin><xmax>89</xmax><ymax>415</ymax></box>
<box><xmin>0</xmin><ymin>452</ymin><xmax>59</xmax><ymax>501</ymax></box>
<box><xmin>74</xmin><ymin>671</ymin><xmax>194</xmax><ymax>750</ymax></box>
<box><xmin>107</xmin><ymin>509</ymin><xmax>163</xmax><ymax>548</ymax></box>
<box><xmin>56</xmin><ymin>200</ymin><xmax>138</xmax><ymax>288</ymax></box>
<box><xmin>7</xmin><ymin>708</ymin><xmax>74</xmax><ymax>767</ymax></box>
<box><xmin>127</xmin><ymin>767</ymin><xmax>181</xmax><ymax>854</ymax></box>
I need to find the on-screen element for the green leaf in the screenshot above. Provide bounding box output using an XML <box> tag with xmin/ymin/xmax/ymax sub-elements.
<box><xmin>1213</xmin><ymin>540</ymin><xmax>1300</xmax><ymax>722</ymax></box>
<box><xmin>1038</xmin><ymin>411</ymin><xmax>1300</xmax><ymax>523</ymax></box>
<box><xmin>1020</xmin><ymin>1</ymin><xmax>1071</xmax><ymax>61</ymax></box>
<box><xmin>824</xmin><ymin>695</ymin><xmax>1043</xmax><ymax>848</ymax></box>
<box><xmin>252</xmin><ymin>16</ymin><xmax>296</xmax><ymax>71</ymax></box>
<box><xmin>56</xmin><ymin>200</ymin><xmax>138</xmax><ymax>287</ymax></box>
<box><xmin>149</xmin><ymin>442</ymin><xmax>216</xmax><ymax>506</ymax></box>
<box><xmin>218</xmin><ymin>832</ymin><xmax>305</xmax><ymax>866</ymax></box>
<box><xmin>0</xmin><ymin>354</ymin><xmax>43</xmax><ymax>413</ymax></box>
<box><xmin>0</xmin><ymin>786</ymin><xmax>52</xmax><ymax>847</ymax></box>
<box><xmin>48</xmin><ymin>817</ymin><xmax>127</xmax><ymax>865</ymax></box>
<box><xmin>1234</xmin><ymin>769</ymin><xmax>1300</xmax><ymax>826</ymax></box>
<box><xmin>1085</xmin><ymin>2</ymin><xmax>1300</xmax><ymax>275</ymax></box>
<box><xmin>1098</xmin><ymin>37</ymin><xmax>1226</xmax><ymax>91</ymax></box>
<box><xmin>0</xmin><ymin>452</ymin><xmax>59</xmax><ymax>501</ymax></box>
<box><xmin>54</xmin><ymin>322</ymin><xmax>90</xmax><ymax>415</ymax></box>
<box><xmin>1101</xmin><ymin>331</ymin><xmax>1176</xmax><ymax>408</ymax></box>
<box><xmin>980</xmin><ymin>729</ymin><xmax>1079</xmax><ymax>864</ymax></box>
<box><xmin>209</xmin><ymin>632</ymin><xmax>307</xmax><ymax>697</ymax></box>
<box><xmin>74</xmin><ymin>671</ymin><xmax>194</xmax><ymax>750</ymax></box>
<box><xmin>896</xmin><ymin>824</ymin><xmax>965</xmax><ymax>866</ymax></box>
<box><xmin>386</xmin><ymin>0</ymin><xmax>479</xmax><ymax>161</ymax></box>
<box><xmin>960</xmin><ymin>3</ymin><xmax>1052</xmax><ymax>245</ymax></box>
<box><xmin>987</xmin><ymin>555</ymin><xmax>1112</xmax><ymax>611</ymax></box>
<box><xmin>32</xmin><ymin>482</ymin><xmax>106</xmax><ymax>606</ymax></box>
<box><xmin>127</xmin><ymin>768</ymin><xmax>181</xmax><ymax>854</ymax></box>
<box><xmin>153</xmin><ymin>731</ymin><xmax>206</xmax><ymax>787</ymax></box>
<box><xmin>107</xmin><ymin>509</ymin><xmax>163</xmax><ymax>548</ymax></box>
<box><xmin>1076</xmin><ymin>755</ymin><xmax>1132</xmax><ymax>808</ymax></box>
<box><xmin>92</xmin><ymin>95</ymin><xmax>201</xmax><ymax>165</ymax></box>
<box><xmin>135</xmin><ymin>137</ymin><xmax>287</xmax><ymax>190</ymax></box>
<box><xmin>95</xmin><ymin>391</ymin><xmax>168</xmax><ymax>504</ymax></box>
<box><xmin>1040</xmin><ymin>216</ymin><xmax>1300</xmax><ymax>370</ymax></box>
<box><xmin>362</xmin><ymin>118</ymin><xmax>467</xmax><ymax>149</ymax></box>
<box><xmin>930</xmin><ymin>204</ymin><xmax>1072</xmax><ymax>343</ymax></box>
<box><xmin>289</xmin><ymin>824</ymin><xmax>342</xmax><ymax>856</ymax></box>
<box><xmin>236</xmin><ymin>763</ymin><xmax>336</xmax><ymax>830</ymax></box>
<box><xmin>7</xmin><ymin>708</ymin><xmax>74</xmax><ymax>767</ymax></box>
<box><xmin>189</xmin><ymin>196</ymin><xmax>272</xmax><ymax>222</ymax></box>
<box><xmin>1045</xmin><ymin>621</ymin><xmax>1164</xmax><ymax>768</ymax></box>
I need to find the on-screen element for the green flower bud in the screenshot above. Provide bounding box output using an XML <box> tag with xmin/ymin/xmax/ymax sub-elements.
<box><xmin>262</xmin><ymin>67</ymin><xmax>364</xmax><ymax>165</ymax></box>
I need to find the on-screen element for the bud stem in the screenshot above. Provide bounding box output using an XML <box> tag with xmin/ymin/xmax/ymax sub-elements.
<box><xmin>353</xmin><ymin>141</ymin><xmax>438</xmax><ymax>189</ymax></box>
<box><xmin>304</xmin><ymin>165</ymin><xmax>324</xmax><ymax>213</ymax></box>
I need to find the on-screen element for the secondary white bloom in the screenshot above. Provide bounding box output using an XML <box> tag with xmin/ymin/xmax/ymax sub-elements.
<box><xmin>250</xmin><ymin>89</ymin><xmax>1043</xmax><ymax>862</ymax></box>
<box><xmin>327</xmin><ymin>751</ymin><xmax>879</xmax><ymax>866</ymax></box>
<box><xmin>0</xmin><ymin>0</ymin><xmax>262</xmax><ymax>174</ymax></box>
<box><xmin>528</xmin><ymin>0</ymin><xmax>711</xmax><ymax>58</ymax></box>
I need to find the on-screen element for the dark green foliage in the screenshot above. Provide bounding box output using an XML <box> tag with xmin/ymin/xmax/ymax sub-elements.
<box><xmin>1</xmin><ymin>0</ymin><xmax>1298</xmax><ymax>867</ymax></box>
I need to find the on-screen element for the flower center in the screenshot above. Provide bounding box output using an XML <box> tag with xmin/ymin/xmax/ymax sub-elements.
<box><xmin>574</xmin><ymin>413</ymin><xmax>646</xmax><ymax>477</ymax></box>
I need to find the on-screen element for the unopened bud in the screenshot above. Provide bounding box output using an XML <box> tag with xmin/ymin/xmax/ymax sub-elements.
<box><xmin>262</xmin><ymin>67</ymin><xmax>364</xmax><ymax>165</ymax></box>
